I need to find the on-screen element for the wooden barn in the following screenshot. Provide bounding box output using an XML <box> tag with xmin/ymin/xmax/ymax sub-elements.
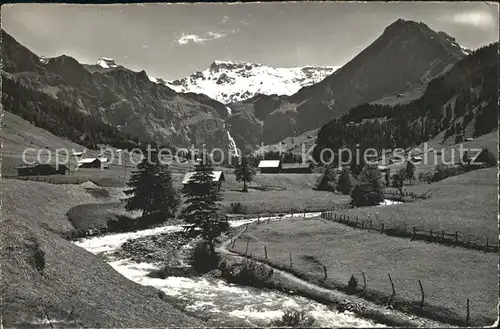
<box><xmin>258</xmin><ymin>160</ymin><xmax>282</xmax><ymax>174</ymax></box>
<box><xmin>181</xmin><ymin>170</ymin><xmax>225</xmax><ymax>190</ymax></box>
<box><xmin>77</xmin><ymin>157</ymin><xmax>108</xmax><ymax>169</ymax></box>
<box><xmin>281</xmin><ymin>163</ymin><xmax>312</xmax><ymax>173</ymax></box>
<box><xmin>16</xmin><ymin>163</ymin><xmax>69</xmax><ymax>176</ymax></box>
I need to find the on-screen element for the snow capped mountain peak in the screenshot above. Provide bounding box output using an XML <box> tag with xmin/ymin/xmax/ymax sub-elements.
<box><xmin>163</xmin><ymin>60</ymin><xmax>339</xmax><ymax>104</ymax></box>
<box><xmin>97</xmin><ymin>57</ymin><xmax>118</xmax><ymax>69</ymax></box>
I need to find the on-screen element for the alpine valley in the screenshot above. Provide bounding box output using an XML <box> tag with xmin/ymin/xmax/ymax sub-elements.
<box><xmin>1</xmin><ymin>19</ymin><xmax>496</xmax><ymax>155</ymax></box>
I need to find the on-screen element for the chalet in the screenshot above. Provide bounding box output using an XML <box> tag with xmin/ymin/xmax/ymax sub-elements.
<box><xmin>181</xmin><ymin>170</ymin><xmax>225</xmax><ymax>190</ymax></box>
<box><xmin>72</xmin><ymin>151</ymin><xmax>84</xmax><ymax>157</ymax></box>
<box><xmin>411</xmin><ymin>156</ymin><xmax>423</xmax><ymax>163</ymax></box>
<box><xmin>16</xmin><ymin>163</ymin><xmax>69</xmax><ymax>176</ymax></box>
<box><xmin>465</xmin><ymin>137</ymin><xmax>474</xmax><ymax>142</ymax></box>
<box><xmin>77</xmin><ymin>157</ymin><xmax>108</xmax><ymax>168</ymax></box>
<box><xmin>281</xmin><ymin>163</ymin><xmax>312</xmax><ymax>174</ymax></box>
<box><xmin>258</xmin><ymin>160</ymin><xmax>282</xmax><ymax>174</ymax></box>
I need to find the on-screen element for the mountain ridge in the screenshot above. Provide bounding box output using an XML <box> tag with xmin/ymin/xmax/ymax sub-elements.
<box><xmin>160</xmin><ymin>59</ymin><xmax>339</xmax><ymax>104</ymax></box>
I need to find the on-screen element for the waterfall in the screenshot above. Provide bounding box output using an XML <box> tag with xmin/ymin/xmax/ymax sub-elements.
<box><xmin>226</xmin><ymin>129</ymin><xmax>239</xmax><ymax>157</ymax></box>
<box><xmin>223</xmin><ymin>117</ymin><xmax>239</xmax><ymax>158</ymax></box>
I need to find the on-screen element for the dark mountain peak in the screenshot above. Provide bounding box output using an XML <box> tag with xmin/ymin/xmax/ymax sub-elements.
<box><xmin>45</xmin><ymin>54</ymin><xmax>91</xmax><ymax>86</ymax></box>
<box><xmin>1</xmin><ymin>29</ymin><xmax>45</xmax><ymax>74</ymax></box>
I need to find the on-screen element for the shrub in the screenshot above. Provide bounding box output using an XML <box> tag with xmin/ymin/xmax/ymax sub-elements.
<box><xmin>106</xmin><ymin>215</ymin><xmax>139</xmax><ymax>233</ymax></box>
<box><xmin>347</xmin><ymin>275</ymin><xmax>358</xmax><ymax>293</ymax></box>
<box><xmin>350</xmin><ymin>164</ymin><xmax>384</xmax><ymax>207</ymax></box>
<box><xmin>224</xmin><ymin>258</ymin><xmax>273</xmax><ymax>288</ymax></box>
<box><xmin>230</xmin><ymin>202</ymin><xmax>246</xmax><ymax>214</ymax></box>
<box><xmin>27</xmin><ymin>237</ymin><xmax>45</xmax><ymax>275</ymax></box>
<box><xmin>431</xmin><ymin>164</ymin><xmax>466</xmax><ymax>182</ymax></box>
<box><xmin>271</xmin><ymin>309</ymin><xmax>316</xmax><ymax>327</ymax></box>
<box><xmin>418</xmin><ymin>171</ymin><xmax>431</xmax><ymax>182</ymax></box>
<box><xmin>189</xmin><ymin>241</ymin><xmax>220</xmax><ymax>274</ymax></box>
<box><xmin>476</xmin><ymin>148</ymin><xmax>497</xmax><ymax>167</ymax></box>
<box><xmin>337</xmin><ymin>168</ymin><xmax>353</xmax><ymax>195</ymax></box>
<box><xmin>316</xmin><ymin>165</ymin><xmax>336</xmax><ymax>192</ymax></box>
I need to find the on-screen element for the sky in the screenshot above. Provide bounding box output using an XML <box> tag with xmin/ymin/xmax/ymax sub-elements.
<box><xmin>2</xmin><ymin>2</ymin><xmax>498</xmax><ymax>80</ymax></box>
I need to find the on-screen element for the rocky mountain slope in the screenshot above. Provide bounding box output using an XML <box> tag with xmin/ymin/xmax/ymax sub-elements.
<box><xmin>161</xmin><ymin>60</ymin><xmax>338</xmax><ymax>104</ymax></box>
<box><xmin>1</xmin><ymin>30</ymin><xmax>238</xmax><ymax>153</ymax></box>
<box><xmin>313</xmin><ymin>42</ymin><xmax>498</xmax><ymax>162</ymax></box>
<box><xmin>230</xmin><ymin>19</ymin><xmax>468</xmax><ymax>147</ymax></box>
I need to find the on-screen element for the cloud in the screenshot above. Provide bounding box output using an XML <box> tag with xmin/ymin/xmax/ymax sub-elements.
<box><xmin>175</xmin><ymin>31</ymin><xmax>232</xmax><ymax>45</ymax></box>
<box><xmin>441</xmin><ymin>11</ymin><xmax>496</xmax><ymax>29</ymax></box>
<box><xmin>221</xmin><ymin>16</ymin><xmax>230</xmax><ymax>24</ymax></box>
<box><xmin>140</xmin><ymin>45</ymin><xmax>149</xmax><ymax>48</ymax></box>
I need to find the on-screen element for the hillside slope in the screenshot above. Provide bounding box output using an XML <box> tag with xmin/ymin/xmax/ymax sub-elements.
<box><xmin>1</xmin><ymin>179</ymin><xmax>201</xmax><ymax>327</ymax></box>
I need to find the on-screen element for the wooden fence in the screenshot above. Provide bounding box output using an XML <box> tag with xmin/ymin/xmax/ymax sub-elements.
<box><xmin>230</xmin><ymin>228</ymin><xmax>474</xmax><ymax>327</ymax></box>
<box><xmin>320</xmin><ymin>211</ymin><xmax>498</xmax><ymax>253</ymax></box>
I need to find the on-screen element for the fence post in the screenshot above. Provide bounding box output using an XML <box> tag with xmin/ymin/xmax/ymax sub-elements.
<box><xmin>388</xmin><ymin>273</ymin><xmax>395</xmax><ymax>296</ymax></box>
<box><xmin>404</xmin><ymin>223</ymin><xmax>407</xmax><ymax>233</ymax></box>
<box><xmin>370</xmin><ymin>220</ymin><xmax>372</xmax><ymax>231</ymax></box>
<box><xmin>467</xmin><ymin>234</ymin><xmax>471</xmax><ymax>246</ymax></box>
<box><xmin>334</xmin><ymin>213</ymin><xmax>337</xmax><ymax>221</ymax></box>
<box><xmin>486</xmin><ymin>236</ymin><xmax>489</xmax><ymax>249</ymax></box>
<box><xmin>442</xmin><ymin>230</ymin><xmax>445</xmax><ymax>239</ymax></box>
<box><xmin>304</xmin><ymin>208</ymin><xmax>306</xmax><ymax>217</ymax></box>
<box><xmin>381</xmin><ymin>223</ymin><xmax>384</xmax><ymax>233</ymax></box>
<box><xmin>264</xmin><ymin>245</ymin><xmax>267</xmax><ymax>259</ymax></box>
<box><xmin>245</xmin><ymin>239</ymin><xmax>250</xmax><ymax>255</ymax></box>
<box><xmin>257</xmin><ymin>217</ymin><xmax>260</xmax><ymax>225</ymax></box>
<box><xmin>289</xmin><ymin>252</ymin><xmax>293</xmax><ymax>268</ymax></box>
<box><xmin>418</xmin><ymin>280</ymin><xmax>424</xmax><ymax>309</ymax></box>
<box><xmin>362</xmin><ymin>272</ymin><xmax>367</xmax><ymax>290</ymax></box>
<box><xmin>455</xmin><ymin>231</ymin><xmax>459</xmax><ymax>243</ymax></box>
<box><xmin>245</xmin><ymin>223</ymin><xmax>249</xmax><ymax>232</ymax></box>
<box><xmin>430</xmin><ymin>229</ymin><xmax>433</xmax><ymax>237</ymax></box>
<box><xmin>267</xmin><ymin>216</ymin><xmax>270</xmax><ymax>225</ymax></box>
<box><xmin>323</xmin><ymin>266</ymin><xmax>328</xmax><ymax>280</ymax></box>
<box><xmin>413</xmin><ymin>227</ymin><xmax>416</xmax><ymax>240</ymax></box>
<box><xmin>466</xmin><ymin>298</ymin><xmax>470</xmax><ymax>326</ymax></box>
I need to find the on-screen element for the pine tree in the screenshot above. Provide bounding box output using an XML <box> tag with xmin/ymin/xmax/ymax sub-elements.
<box><xmin>337</xmin><ymin>168</ymin><xmax>353</xmax><ymax>195</ymax></box>
<box><xmin>316</xmin><ymin>165</ymin><xmax>337</xmax><ymax>192</ymax></box>
<box><xmin>123</xmin><ymin>150</ymin><xmax>179</xmax><ymax>224</ymax></box>
<box><xmin>350</xmin><ymin>164</ymin><xmax>384</xmax><ymax>207</ymax></box>
<box><xmin>234</xmin><ymin>156</ymin><xmax>256</xmax><ymax>192</ymax></box>
<box><xmin>181</xmin><ymin>155</ymin><xmax>229</xmax><ymax>254</ymax></box>
<box><xmin>405</xmin><ymin>161</ymin><xmax>416</xmax><ymax>185</ymax></box>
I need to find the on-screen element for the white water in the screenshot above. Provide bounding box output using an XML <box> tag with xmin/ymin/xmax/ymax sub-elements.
<box><xmin>223</xmin><ymin>119</ymin><xmax>240</xmax><ymax>158</ymax></box>
<box><xmin>74</xmin><ymin>212</ymin><xmax>385</xmax><ymax>327</ymax></box>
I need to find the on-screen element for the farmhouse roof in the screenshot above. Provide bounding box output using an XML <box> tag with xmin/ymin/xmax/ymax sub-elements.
<box><xmin>181</xmin><ymin>171</ymin><xmax>225</xmax><ymax>184</ymax></box>
<box><xmin>258</xmin><ymin>160</ymin><xmax>281</xmax><ymax>168</ymax></box>
<box><xmin>282</xmin><ymin>163</ymin><xmax>311</xmax><ymax>169</ymax></box>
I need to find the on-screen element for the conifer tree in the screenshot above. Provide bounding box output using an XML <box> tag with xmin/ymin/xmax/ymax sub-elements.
<box><xmin>234</xmin><ymin>156</ymin><xmax>256</xmax><ymax>192</ymax></box>
<box><xmin>181</xmin><ymin>155</ymin><xmax>229</xmax><ymax>254</ymax></box>
<box><xmin>350</xmin><ymin>164</ymin><xmax>384</xmax><ymax>207</ymax></box>
<box><xmin>337</xmin><ymin>168</ymin><xmax>353</xmax><ymax>195</ymax></box>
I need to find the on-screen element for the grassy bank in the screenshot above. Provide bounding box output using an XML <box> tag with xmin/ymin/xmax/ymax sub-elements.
<box><xmin>1</xmin><ymin>179</ymin><xmax>201</xmax><ymax>327</ymax></box>
<box><xmin>229</xmin><ymin>217</ymin><xmax>497</xmax><ymax>326</ymax></box>
<box><xmin>333</xmin><ymin>168</ymin><xmax>497</xmax><ymax>244</ymax></box>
